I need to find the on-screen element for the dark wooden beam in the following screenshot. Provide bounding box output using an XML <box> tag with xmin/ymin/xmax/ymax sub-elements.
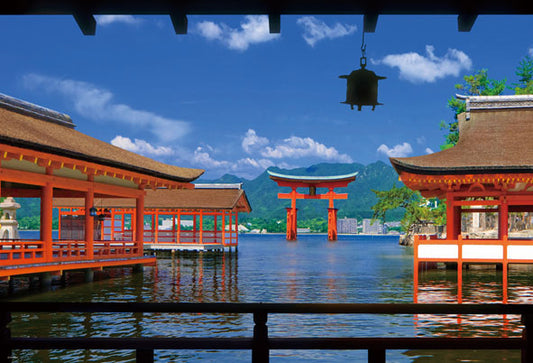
<box><xmin>269</xmin><ymin>13</ymin><xmax>280</xmax><ymax>33</ymax></box>
<box><xmin>170</xmin><ymin>13</ymin><xmax>188</xmax><ymax>34</ymax></box>
<box><xmin>73</xmin><ymin>11</ymin><xmax>96</xmax><ymax>35</ymax></box>
<box><xmin>363</xmin><ymin>13</ymin><xmax>378</xmax><ymax>33</ymax></box>
<box><xmin>1</xmin><ymin>0</ymin><xmax>533</xmax><ymax>16</ymax></box>
<box><xmin>457</xmin><ymin>13</ymin><xmax>478</xmax><ymax>32</ymax></box>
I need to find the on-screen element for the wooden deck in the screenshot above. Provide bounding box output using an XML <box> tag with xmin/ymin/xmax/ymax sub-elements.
<box><xmin>0</xmin><ymin>238</ymin><xmax>155</xmax><ymax>279</ymax></box>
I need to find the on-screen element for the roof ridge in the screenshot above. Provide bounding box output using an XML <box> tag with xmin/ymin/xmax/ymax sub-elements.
<box><xmin>0</xmin><ymin>93</ymin><xmax>74</xmax><ymax>128</ymax></box>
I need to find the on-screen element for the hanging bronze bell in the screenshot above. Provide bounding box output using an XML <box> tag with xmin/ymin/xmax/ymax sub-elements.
<box><xmin>339</xmin><ymin>57</ymin><xmax>386</xmax><ymax>111</ymax></box>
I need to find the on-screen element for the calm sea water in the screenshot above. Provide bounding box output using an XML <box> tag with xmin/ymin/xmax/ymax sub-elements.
<box><xmin>2</xmin><ymin>233</ymin><xmax>529</xmax><ymax>362</ymax></box>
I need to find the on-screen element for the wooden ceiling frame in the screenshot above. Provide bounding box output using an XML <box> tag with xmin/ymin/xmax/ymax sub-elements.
<box><xmin>2</xmin><ymin>0</ymin><xmax>533</xmax><ymax>34</ymax></box>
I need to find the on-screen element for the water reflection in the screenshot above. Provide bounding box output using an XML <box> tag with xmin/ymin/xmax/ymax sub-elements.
<box><xmin>2</xmin><ymin>235</ymin><xmax>531</xmax><ymax>362</ymax></box>
<box><xmin>150</xmin><ymin>252</ymin><xmax>239</xmax><ymax>302</ymax></box>
<box><xmin>410</xmin><ymin>265</ymin><xmax>527</xmax><ymax>363</ymax></box>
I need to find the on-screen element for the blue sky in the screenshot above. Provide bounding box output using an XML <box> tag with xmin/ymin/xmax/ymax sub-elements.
<box><xmin>1</xmin><ymin>14</ymin><xmax>532</xmax><ymax>179</ymax></box>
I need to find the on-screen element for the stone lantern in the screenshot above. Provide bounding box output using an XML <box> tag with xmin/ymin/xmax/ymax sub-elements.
<box><xmin>0</xmin><ymin>197</ymin><xmax>21</xmax><ymax>240</ymax></box>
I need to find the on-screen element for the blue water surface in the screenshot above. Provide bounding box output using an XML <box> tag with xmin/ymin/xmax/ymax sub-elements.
<box><xmin>3</xmin><ymin>233</ymin><xmax>522</xmax><ymax>362</ymax></box>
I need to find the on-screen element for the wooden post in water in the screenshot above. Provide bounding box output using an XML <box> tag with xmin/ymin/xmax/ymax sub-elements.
<box><xmin>522</xmin><ymin>314</ymin><xmax>533</xmax><ymax>362</ymax></box>
<box><xmin>0</xmin><ymin>311</ymin><xmax>11</xmax><ymax>363</ymax></box>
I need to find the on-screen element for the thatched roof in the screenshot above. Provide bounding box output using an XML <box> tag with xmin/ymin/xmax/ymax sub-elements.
<box><xmin>54</xmin><ymin>187</ymin><xmax>252</xmax><ymax>212</ymax></box>
<box><xmin>0</xmin><ymin>93</ymin><xmax>204</xmax><ymax>182</ymax></box>
<box><xmin>391</xmin><ymin>95</ymin><xmax>533</xmax><ymax>176</ymax></box>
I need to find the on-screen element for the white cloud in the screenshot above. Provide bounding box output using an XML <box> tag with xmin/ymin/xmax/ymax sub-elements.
<box><xmin>296</xmin><ymin>16</ymin><xmax>356</xmax><ymax>47</ymax></box>
<box><xmin>261</xmin><ymin>136</ymin><xmax>353</xmax><ymax>163</ymax></box>
<box><xmin>196</xmin><ymin>16</ymin><xmax>280</xmax><ymax>51</ymax></box>
<box><xmin>197</xmin><ymin>21</ymin><xmax>223</xmax><ymax>40</ymax></box>
<box><xmin>416</xmin><ymin>136</ymin><xmax>426</xmax><ymax>145</ymax></box>
<box><xmin>22</xmin><ymin>74</ymin><xmax>190</xmax><ymax>142</ymax></box>
<box><xmin>191</xmin><ymin>146</ymin><xmax>274</xmax><ymax>179</ymax></box>
<box><xmin>530</xmin><ymin>48</ymin><xmax>533</xmax><ymax>57</ymax></box>
<box><xmin>192</xmin><ymin>146</ymin><xmax>230</xmax><ymax>169</ymax></box>
<box><xmin>425</xmin><ymin>147</ymin><xmax>434</xmax><ymax>154</ymax></box>
<box><xmin>242</xmin><ymin>129</ymin><xmax>269</xmax><ymax>154</ymax></box>
<box><xmin>96</xmin><ymin>15</ymin><xmax>142</xmax><ymax>26</ymax></box>
<box><xmin>235</xmin><ymin>157</ymin><xmax>274</xmax><ymax>170</ymax></box>
<box><xmin>378</xmin><ymin>45</ymin><xmax>472</xmax><ymax>83</ymax></box>
<box><xmin>194</xmin><ymin>130</ymin><xmax>352</xmax><ymax>178</ymax></box>
<box><xmin>377</xmin><ymin>142</ymin><xmax>413</xmax><ymax>157</ymax></box>
<box><xmin>111</xmin><ymin>136</ymin><xmax>173</xmax><ymax>156</ymax></box>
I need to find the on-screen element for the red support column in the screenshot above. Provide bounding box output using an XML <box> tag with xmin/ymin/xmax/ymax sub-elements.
<box><xmin>454</xmin><ymin>205</ymin><xmax>462</xmax><ymax>239</ymax></box>
<box><xmin>214</xmin><ymin>213</ymin><xmax>218</xmax><ymax>243</ymax></box>
<box><xmin>199</xmin><ymin>211</ymin><xmax>204</xmax><ymax>245</ymax></box>
<box><xmin>222</xmin><ymin>211</ymin><xmax>226</xmax><ymax>246</ymax></box>
<box><xmin>457</xmin><ymin>235</ymin><xmax>463</xmax><ymax>303</ymax></box>
<box><xmin>177</xmin><ymin>211</ymin><xmax>182</xmax><ymax>244</ymax></box>
<box><xmin>499</xmin><ymin>194</ymin><xmax>509</xmax><ymax>240</ymax></box>
<box><xmin>327</xmin><ymin>208</ymin><xmax>338</xmax><ymax>241</ymax></box>
<box><xmin>154</xmin><ymin>211</ymin><xmax>159</xmax><ymax>244</ymax></box>
<box><xmin>235</xmin><ymin>211</ymin><xmax>239</xmax><ymax>246</ymax></box>
<box><xmin>85</xmin><ymin>188</ymin><xmax>94</xmax><ymax>259</ymax></box>
<box><xmin>446</xmin><ymin>192</ymin><xmax>455</xmax><ymax>239</ymax></box>
<box><xmin>500</xmin><ymin>194</ymin><xmax>509</xmax><ymax>303</ymax></box>
<box><xmin>286</xmin><ymin>207</ymin><xmax>297</xmax><ymax>241</ymax></box>
<box><xmin>413</xmin><ymin>235</ymin><xmax>419</xmax><ymax>303</ymax></box>
<box><xmin>172</xmin><ymin>213</ymin><xmax>176</xmax><ymax>243</ymax></box>
<box><xmin>41</xmin><ymin>182</ymin><xmax>54</xmax><ymax>262</ymax></box>
<box><xmin>135</xmin><ymin>187</ymin><xmax>145</xmax><ymax>253</ymax></box>
<box><xmin>193</xmin><ymin>214</ymin><xmax>197</xmax><ymax>243</ymax></box>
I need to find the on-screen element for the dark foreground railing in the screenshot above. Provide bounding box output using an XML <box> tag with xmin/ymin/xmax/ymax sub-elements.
<box><xmin>1</xmin><ymin>302</ymin><xmax>533</xmax><ymax>363</ymax></box>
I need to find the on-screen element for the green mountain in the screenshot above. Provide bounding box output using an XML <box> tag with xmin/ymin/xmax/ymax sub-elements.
<box><xmin>198</xmin><ymin>161</ymin><xmax>404</xmax><ymax>222</ymax></box>
<box><xmin>10</xmin><ymin>161</ymin><xmax>403</xmax><ymax>228</ymax></box>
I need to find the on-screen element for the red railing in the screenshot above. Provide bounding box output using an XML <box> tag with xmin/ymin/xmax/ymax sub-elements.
<box><xmin>93</xmin><ymin>240</ymin><xmax>140</xmax><ymax>258</ymax></box>
<box><xmin>0</xmin><ymin>238</ymin><xmax>142</xmax><ymax>266</ymax></box>
<box><xmin>0</xmin><ymin>240</ymin><xmax>44</xmax><ymax>266</ymax></box>
<box><xmin>117</xmin><ymin>230</ymin><xmax>239</xmax><ymax>247</ymax></box>
<box><xmin>52</xmin><ymin>240</ymin><xmax>87</xmax><ymax>261</ymax></box>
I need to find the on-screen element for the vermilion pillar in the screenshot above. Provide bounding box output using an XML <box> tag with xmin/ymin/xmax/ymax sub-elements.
<box><xmin>286</xmin><ymin>207</ymin><xmax>297</xmax><ymax>241</ymax></box>
<box><xmin>136</xmin><ymin>188</ymin><xmax>145</xmax><ymax>253</ymax></box>
<box><xmin>328</xmin><ymin>208</ymin><xmax>338</xmax><ymax>241</ymax></box>
<box><xmin>41</xmin><ymin>182</ymin><xmax>53</xmax><ymax>261</ymax></box>
<box><xmin>499</xmin><ymin>195</ymin><xmax>509</xmax><ymax>240</ymax></box>
<box><xmin>85</xmin><ymin>188</ymin><xmax>94</xmax><ymax>259</ymax></box>
<box><xmin>446</xmin><ymin>192</ymin><xmax>456</xmax><ymax>239</ymax></box>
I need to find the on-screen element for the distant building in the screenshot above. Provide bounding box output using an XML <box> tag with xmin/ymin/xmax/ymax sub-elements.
<box><xmin>297</xmin><ymin>228</ymin><xmax>311</xmax><ymax>233</ymax></box>
<box><xmin>337</xmin><ymin>217</ymin><xmax>358</xmax><ymax>234</ymax></box>
<box><xmin>362</xmin><ymin>219</ymin><xmax>387</xmax><ymax>234</ymax></box>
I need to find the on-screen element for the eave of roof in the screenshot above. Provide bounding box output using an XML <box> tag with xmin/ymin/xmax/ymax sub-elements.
<box><xmin>267</xmin><ymin>170</ymin><xmax>358</xmax><ymax>182</ymax></box>
<box><xmin>391</xmin><ymin>95</ymin><xmax>533</xmax><ymax>177</ymax></box>
<box><xmin>0</xmin><ymin>94</ymin><xmax>204</xmax><ymax>183</ymax></box>
<box><xmin>54</xmin><ymin>188</ymin><xmax>252</xmax><ymax>212</ymax></box>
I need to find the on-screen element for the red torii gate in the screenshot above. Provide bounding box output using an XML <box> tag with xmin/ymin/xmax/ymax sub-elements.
<box><xmin>268</xmin><ymin>170</ymin><xmax>358</xmax><ymax>241</ymax></box>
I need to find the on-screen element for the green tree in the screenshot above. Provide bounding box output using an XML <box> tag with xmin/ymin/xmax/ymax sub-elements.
<box><xmin>513</xmin><ymin>55</ymin><xmax>533</xmax><ymax>94</ymax></box>
<box><xmin>371</xmin><ymin>185</ymin><xmax>445</xmax><ymax>232</ymax></box>
<box><xmin>440</xmin><ymin>69</ymin><xmax>506</xmax><ymax>150</ymax></box>
<box><xmin>375</xmin><ymin>57</ymin><xmax>532</xmax><ymax>236</ymax></box>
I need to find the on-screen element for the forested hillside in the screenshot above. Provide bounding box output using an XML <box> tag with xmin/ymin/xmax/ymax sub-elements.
<box><xmin>10</xmin><ymin>161</ymin><xmax>404</xmax><ymax>229</ymax></box>
<box><xmin>199</xmin><ymin>161</ymin><xmax>404</xmax><ymax>222</ymax></box>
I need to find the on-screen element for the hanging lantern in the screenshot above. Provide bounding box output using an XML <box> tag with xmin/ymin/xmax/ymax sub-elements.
<box><xmin>339</xmin><ymin>31</ymin><xmax>386</xmax><ymax>111</ymax></box>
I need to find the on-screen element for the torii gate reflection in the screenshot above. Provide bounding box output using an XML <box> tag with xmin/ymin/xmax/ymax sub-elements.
<box><xmin>268</xmin><ymin>170</ymin><xmax>358</xmax><ymax>241</ymax></box>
